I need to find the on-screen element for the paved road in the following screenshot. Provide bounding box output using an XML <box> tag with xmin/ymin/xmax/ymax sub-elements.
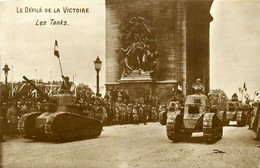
<box><xmin>1</xmin><ymin>122</ymin><xmax>260</xmax><ymax>168</ymax></box>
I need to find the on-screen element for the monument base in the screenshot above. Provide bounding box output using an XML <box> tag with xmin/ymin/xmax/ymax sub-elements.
<box><xmin>119</xmin><ymin>70</ymin><xmax>153</xmax><ymax>83</ymax></box>
<box><xmin>106</xmin><ymin>76</ymin><xmax>178</xmax><ymax>102</ymax></box>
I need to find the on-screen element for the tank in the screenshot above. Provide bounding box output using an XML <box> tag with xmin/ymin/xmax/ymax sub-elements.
<box><xmin>18</xmin><ymin>76</ymin><xmax>102</xmax><ymax>142</ymax></box>
<box><xmin>159</xmin><ymin>101</ymin><xmax>182</xmax><ymax>125</ymax></box>
<box><xmin>224</xmin><ymin>100</ymin><xmax>247</xmax><ymax>126</ymax></box>
<box><xmin>166</xmin><ymin>93</ymin><xmax>223</xmax><ymax>143</ymax></box>
<box><xmin>208</xmin><ymin>94</ymin><xmax>228</xmax><ymax>126</ymax></box>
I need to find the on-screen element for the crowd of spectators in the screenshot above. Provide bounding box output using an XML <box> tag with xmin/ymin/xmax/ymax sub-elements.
<box><xmin>74</xmin><ymin>89</ymin><xmax>162</xmax><ymax>126</ymax></box>
<box><xmin>0</xmin><ymin>88</ymin><xmax>162</xmax><ymax>141</ymax></box>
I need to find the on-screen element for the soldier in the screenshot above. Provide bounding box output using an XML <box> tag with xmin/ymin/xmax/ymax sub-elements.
<box><xmin>256</xmin><ymin>103</ymin><xmax>260</xmax><ymax>141</ymax></box>
<box><xmin>147</xmin><ymin>105</ymin><xmax>152</xmax><ymax>122</ymax></box>
<box><xmin>151</xmin><ymin>106</ymin><xmax>157</xmax><ymax>122</ymax></box>
<box><xmin>118</xmin><ymin>91</ymin><xmax>123</xmax><ymax>103</ymax></box>
<box><xmin>125</xmin><ymin>91</ymin><xmax>130</xmax><ymax>104</ymax></box>
<box><xmin>114</xmin><ymin>102</ymin><xmax>120</xmax><ymax>124</ymax></box>
<box><xmin>105</xmin><ymin>102</ymin><xmax>113</xmax><ymax>126</ymax></box>
<box><xmin>172</xmin><ymin>89</ymin><xmax>185</xmax><ymax>106</ymax></box>
<box><xmin>192</xmin><ymin>78</ymin><xmax>205</xmax><ymax>94</ymax></box>
<box><xmin>249</xmin><ymin>102</ymin><xmax>258</xmax><ymax>130</ymax></box>
<box><xmin>16</xmin><ymin>102</ymin><xmax>22</xmax><ymax>117</ymax></box>
<box><xmin>231</xmin><ymin>93</ymin><xmax>239</xmax><ymax>102</ymax></box>
<box><xmin>6</xmin><ymin>103</ymin><xmax>19</xmax><ymax>137</ymax></box>
<box><xmin>139</xmin><ymin>97</ymin><xmax>144</xmax><ymax>105</ymax></box>
<box><xmin>245</xmin><ymin>97</ymin><xmax>251</xmax><ymax>105</ymax></box>
<box><xmin>61</xmin><ymin>75</ymin><xmax>72</xmax><ymax>93</ymax></box>
<box><xmin>111</xmin><ymin>89</ymin><xmax>118</xmax><ymax>103</ymax></box>
<box><xmin>132</xmin><ymin>104</ymin><xmax>139</xmax><ymax>125</ymax></box>
<box><xmin>125</xmin><ymin>104</ymin><xmax>130</xmax><ymax>124</ymax></box>
<box><xmin>127</xmin><ymin>103</ymin><xmax>133</xmax><ymax>124</ymax></box>
<box><xmin>102</xmin><ymin>105</ymin><xmax>108</xmax><ymax>125</ymax></box>
<box><xmin>20</xmin><ymin>104</ymin><xmax>29</xmax><ymax>116</ymax></box>
<box><xmin>121</xmin><ymin>103</ymin><xmax>127</xmax><ymax>124</ymax></box>
<box><xmin>143</xmin><ymin>105</ymin><xmax>148</xmax><ymax>125</ymax></box>
<box><xmin>36</xmin><ymin>102</ymin><xmax>44</xmax><ymax>112</ymax></box>
<box><xmin>117</xmin><ymin>103</ymin><xmax>122</xmax><ymax>125</ymax></box>
<box><xmin>138</xmin><ymin>104</ymin><xmax>143</xmax><ymax>123</ymax></box>
<box><xmin>104</xmin><ymin>93</ymin><xmax>110</xmax><ymax>101</ymax></box>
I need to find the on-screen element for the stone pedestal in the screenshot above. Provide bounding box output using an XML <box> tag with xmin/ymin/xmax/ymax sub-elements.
<box><xmin>106</xmin><ymin>79</ymin><xmax>178</xmax><ymax>102</ymax></box>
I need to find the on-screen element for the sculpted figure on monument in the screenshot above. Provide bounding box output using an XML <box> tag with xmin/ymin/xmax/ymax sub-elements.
<box><xmin>119</xmin><ymin>14</ymin><xmax>157</xmax><ymax>77</ymax></box>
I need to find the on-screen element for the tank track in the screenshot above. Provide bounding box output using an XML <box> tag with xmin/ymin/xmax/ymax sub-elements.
<box><xmin>166</xmin><ymin>113</ymin><xmax>191</xmax><ymax>142</ymax></box>
<box><xmin>18</xmin><ymin>112</ymin><xmax>42</xmax><ymax>139</ymax></box>
<box><xmin>203</xmin><ymin>113</ymin><xmax>223</xmax><ymax>143</ymax></box>
<box><xmin>19</xmin><ymin>111</ymin><xmax>102</xmax><ymax>142</ymax></box>
<box><xmin>45</xmin><ymin>112</ymin><xmax>102</xmax><ymax>142</ymax></box>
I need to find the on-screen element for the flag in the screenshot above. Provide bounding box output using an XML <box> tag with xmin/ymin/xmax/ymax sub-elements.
<box><xmin>12</xmin><ymin>86</ymin><xmax>18</xmax><ymax>95</ymax></box>
<box><xmin>243</xmin><ymin>83</ymin><xmax>247</xmax><ymax>91</ymax></box>
<box><xmin>54</xmin><ymin>40</ymin><xmax>60</xmax><ymax>58</ymax></box>
<box><xmin>48</xmin><ymin>89</ymin><xmax>53</xmax><ymax>97</ymax></box>
<box><xmin>238</xmin><ymin>88</ymin><xmax>242</xmax><ymax>93</ymax></box>
<box><xmin>178</xmin><ymin>84</ymin><xmax>182</xmax><ymax>91</ymax></box>
<box><xmin>31</xmin><ymin>89</ymin><xmax>37</xmax><ymax>94</ymax></box>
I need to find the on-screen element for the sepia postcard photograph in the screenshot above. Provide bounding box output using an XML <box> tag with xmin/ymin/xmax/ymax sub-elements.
<box><xmin>0</xmin><ymin>0</ymin><xmax>260</xmax><ymax>167</ymax></box>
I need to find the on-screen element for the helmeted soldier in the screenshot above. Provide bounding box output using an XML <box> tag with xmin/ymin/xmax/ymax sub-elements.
<box><xmin>60</xmin><ymin>75</ymin><xmax>72</xmax><ymax>93</ymax></box>
<box><xmin>172</xmin><ymin>88</ymin><xmax>185</xmax><ymax>106</ymax></box>
<box><xmin>231</xmin><ymin>93</ymin><xmax>238</xmax><ymax>102</ymax></box>
<box><xmin>192</xmin><ymin>78</ymin><xmax>205</xmax><ymax>94</ymax></box>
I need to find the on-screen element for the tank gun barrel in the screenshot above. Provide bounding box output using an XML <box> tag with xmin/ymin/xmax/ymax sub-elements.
<box><xmin>23</xmin><ymin>76</ymin><xmax>49</xmax><ymax>100</ymax></box>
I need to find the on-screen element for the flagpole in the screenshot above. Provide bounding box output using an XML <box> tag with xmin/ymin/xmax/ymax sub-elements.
<box><xmin>58</xmin><ymin>57</ymin><xmax>63</xmax><ymax>77</ymax></box>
